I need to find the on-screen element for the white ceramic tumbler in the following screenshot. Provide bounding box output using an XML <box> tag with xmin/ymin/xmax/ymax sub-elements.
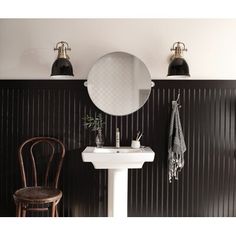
<box><xmin>131</xmin><ymin>140</ymin><xmax>141</xmax><ymax>149</ymax></box>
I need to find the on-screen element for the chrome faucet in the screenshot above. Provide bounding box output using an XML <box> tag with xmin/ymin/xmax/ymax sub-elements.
<box><xmin>116</xmin><ymin>128</ymin><xmax>120</xmax><ymax>148</ymax></box>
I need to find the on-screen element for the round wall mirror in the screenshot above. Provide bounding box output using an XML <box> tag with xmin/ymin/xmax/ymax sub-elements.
<box><xmin>87</xmin><ymin>51</ymin><xmax>152</xmax><ymax>116</ymax></box>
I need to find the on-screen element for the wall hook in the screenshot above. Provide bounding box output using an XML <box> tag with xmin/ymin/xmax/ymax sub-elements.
<box><xmin>176</xmin><ymin>93</ymin><xmax>180</xmax><ymax>102</ymax></box>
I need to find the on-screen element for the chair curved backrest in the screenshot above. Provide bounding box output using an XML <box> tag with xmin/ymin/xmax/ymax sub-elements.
<box><xmin>18</xmin><ymin>137</ymin><xmax>65</xmax><ymax>188</ymax></box>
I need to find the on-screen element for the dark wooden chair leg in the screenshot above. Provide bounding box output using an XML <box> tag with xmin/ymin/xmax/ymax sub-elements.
<box><xmin>16</xmin><ymin>202</ymin><xmax>21</xmax><ymax>217</ymax></box>
<box><xmin>51</xmin><ymin>202</ymin><xmax>56</xmax><ymax>217</ymax></box>
<box><xmin>55</xmin><ymin>206</ymin><xmax>59</xmax><ymax>217</ymax></box>
<box><xmin>22</xmin><ymin>204</ymin><xmax>26</xmax><ymax>217</ymax></box>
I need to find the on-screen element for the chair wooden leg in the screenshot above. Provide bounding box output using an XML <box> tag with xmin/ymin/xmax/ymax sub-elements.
<box><xmin>55</xmin><ymin>206</ymin><xmax>59</xmax><ymax>217</ymax></box>
<box><xmin>16</xmin><ymin>202</ymin><xmax>21</xmax><ymax>217</ymax></box>
<box><xmin>51</xmin><ymin>202</ymin><xmax>56</xmax><ymax>217</ymax></box>
<box><xmin>21</xmin><ymin>205</ymin><xmax>26</xmax><ymax>217</ymax></box>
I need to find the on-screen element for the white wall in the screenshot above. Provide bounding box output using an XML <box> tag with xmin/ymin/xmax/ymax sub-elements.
<box><xmin>1</xmin><ymin>19</ymin><xmax>236</xmax><ymax>80</ymax></box>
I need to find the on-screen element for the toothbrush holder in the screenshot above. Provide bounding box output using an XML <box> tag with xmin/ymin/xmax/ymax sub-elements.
<box><xmin>131</xmin><ymin>140</ymin><xmax>141</xmax><ymax>149</ymax></box>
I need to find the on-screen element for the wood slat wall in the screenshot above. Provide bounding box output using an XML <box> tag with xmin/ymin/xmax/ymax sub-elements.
<box><xmin>0</xmin><ymin>80</ymin><xmax>235</xmax><ymax>217</ymax></box>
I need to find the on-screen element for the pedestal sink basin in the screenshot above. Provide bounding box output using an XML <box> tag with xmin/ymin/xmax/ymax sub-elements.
<box><xmin>82</xmin><ymin>146</ymin><xmax>155</xmax><ymax>217</ymax></box>
<box><xmin>82</xmin><ymin>146</ymin><xmax>154</xmax><ymax>169</ymax></box>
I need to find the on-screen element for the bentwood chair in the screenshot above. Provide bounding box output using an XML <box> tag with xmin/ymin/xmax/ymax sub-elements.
<box><xmin>13</xmin><ymin>137</ymin><xmax>65</xmax><ymax>217</ymax></box>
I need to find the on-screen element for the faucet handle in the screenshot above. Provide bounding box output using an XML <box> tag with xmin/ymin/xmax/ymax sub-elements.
<box><xmin>116</xmin><ymin>128</ymin><xmax>120</xmax><ymax>148</ymax></box>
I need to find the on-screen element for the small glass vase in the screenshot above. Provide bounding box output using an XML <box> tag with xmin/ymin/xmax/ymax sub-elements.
<box><xmin>95</xmin><ymin>128</ymin><xmax>104</xmax><ymax>148</ymax></box>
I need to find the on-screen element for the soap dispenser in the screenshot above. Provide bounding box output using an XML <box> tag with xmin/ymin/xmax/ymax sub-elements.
<box><xmin>116</xmin><ymin>128</ymin><xmax>120</xmax><ymax>148</ymax></box>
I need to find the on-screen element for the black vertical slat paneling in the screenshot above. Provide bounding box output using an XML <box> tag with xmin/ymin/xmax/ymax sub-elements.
<box><xmin>10</xmin><ymin>89</ymin><xmax>14</xmax><ymax>207</ymax></box>
<box><xmin>4</xmin><ymin>89</ymin><xmax>8</xmax><ymax>205</ymax></box>
<box><xmin>200</xmin><ymin>88</ymin><xmax>205</xmax><ymax>216</ymax></box>
<box><xmin>229</xmin><ymin>88</ymin><xmax>235</xmax><ymax>216</ymax></box>
<box><xmin>215</xmin><ymin>88</ymin><xmax>219</xmax><ymax>216</ymax></box>
<box><xmin>181</xmin><ymin>88</ymin><xmax>186</xmax><ymax>217</ymax></box>
<box><xmin>165</xmin><ymin>88</ymin><xmax>169</xmax><ymax>217</ymax></box>
<box><xmin>186</xmin><ymin>89</ymin><xmax>191</xmax><ymax>216</ymax></box>
<box><xmin>155</xmin><ymin>87</ymin><xmax>160</xmax><ymax>216</ymax></box>
<box><xmin>210</xmin><ymin>88</ymin><xmax>215</xmax><ymax>216</ymax></box>
<box><xmin>223</xmin><ymin>89</ymin><xmax>228</xmax><ymax>216</ymax></box>
<box><xmin>205</xmin><ymin>88</ymin><xmax>210</xmax><ymax>216</ymax></box>
<box><xmin>195</xmin><ymin>89</ymin><xmax>200</xmax><ymax>216</ymax></box>
<box><xmin>217</xmin><ymin>88</ymin><xmax>222</xmax><ymax>216</ymax></box>
<box><xmin>191</xmin><ymin>88</ymin><xmax>195</xmax><ymax>216</ymax></box>
<box><xmin>0</xmin><ymin>89</ymin><xmax>3</xmax><ymax>203</ymax></box>
<box><xmin>233</xmin><ymin>88</ymin><xmax>236</xmax><ymax>216</ymax></box>
<box><xmin>150</xmin><ymin>88</ymin><xmax>155</xmax><ymax>216</ymax></box>
<box><xmin>160</xmin><ymin>88</ymin><xmax>165</xmax><ymax>216</ymax></box>
<box><xmin>208</xmin><ymin>88</ymin><xmax>213</xmax><ymax>216</ymax></box>
<box><xmin>226</xmin><ymin>89</ymin><xmax>231</xmax><ymax>216</ymax></box>
<box><xmin>0</xmin><ymin>80</ymin><xmax>236</xmax><ymax>217</ymax></box>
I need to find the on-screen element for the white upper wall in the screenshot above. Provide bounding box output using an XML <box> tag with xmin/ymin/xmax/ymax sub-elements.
<box><xmin>1</xmin><ymin>19</ymin><xmax>236</xmax><ymax>80</ymax></box>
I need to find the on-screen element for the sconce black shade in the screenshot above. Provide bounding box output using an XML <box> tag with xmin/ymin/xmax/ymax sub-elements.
<box><xmin>51</xmin><ymin>58</ymin><xmax>74</xmax><ymax>76</ymax></box>
<box><xmin>167</xmin><ymin>57</ymin><xmax>190</xmax><ymax>76</ymax></box>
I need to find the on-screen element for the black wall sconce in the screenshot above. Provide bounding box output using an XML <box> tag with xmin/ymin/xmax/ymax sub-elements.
<box><xmin>167</xmin><ymin>42</ymin><xmax>190</xmax><ymax>77</ymax></box>
<box><xmin>51</xmin><ymin>41</ymin><xmax>74</xmax><ymax>78</ymax></box>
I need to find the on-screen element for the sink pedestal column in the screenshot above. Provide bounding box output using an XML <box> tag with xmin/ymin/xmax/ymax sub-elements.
<box><xmin>108</xmin><ymin>169</ymin><xmax>128</xmax><ymax>217</ymax></box>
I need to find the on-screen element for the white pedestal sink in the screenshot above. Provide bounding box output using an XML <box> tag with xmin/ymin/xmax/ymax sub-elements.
<box><xmin>82</xmin><ymin>146</ymin><xmax>155</xmax><ymax>217</ymax></box>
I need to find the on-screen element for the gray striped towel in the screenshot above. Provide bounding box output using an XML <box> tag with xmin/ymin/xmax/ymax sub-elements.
<box><xmin>168</xmin><ymin>100</ymin><xmax>186</xmax><ymax>183</ymax></box>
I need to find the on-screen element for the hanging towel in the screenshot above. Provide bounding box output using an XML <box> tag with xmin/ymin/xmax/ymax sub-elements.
<box><xmin>168</xmin><ymin>100</ymin><xmax>186</xmax><ymax>183</ymax></box>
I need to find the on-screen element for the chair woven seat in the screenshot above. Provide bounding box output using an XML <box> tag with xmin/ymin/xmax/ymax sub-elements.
<box><xmin>14</xmin><ymin>186</ymin><xmax>62</xmax><ymax>203</ymax></box>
